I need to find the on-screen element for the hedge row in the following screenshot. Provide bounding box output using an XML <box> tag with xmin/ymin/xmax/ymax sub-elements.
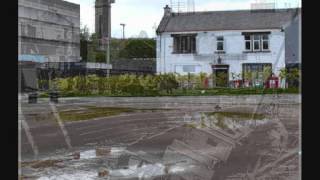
<box><xmin>38</xmin><ymin>74</ymin><xmax>299</xmax><ymax>97</ymax></box>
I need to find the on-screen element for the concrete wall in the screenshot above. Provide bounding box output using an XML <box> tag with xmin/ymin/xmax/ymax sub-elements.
<box><xmin>157</xmin><ymin>29</ymin><xmax>286</xmax><ymax>80</ymax></box>
<box><xmin>18</xmin><ymin>0</ymin><xmax>80</xmax><ymax>63</ymax></box>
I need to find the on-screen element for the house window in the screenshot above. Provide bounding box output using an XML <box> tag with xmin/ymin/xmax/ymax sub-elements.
<box><xmin>262</xmin><ymin>34</ymin><xmax>269</xmax><ymax>50</ymax></box>
<box><xmin>253</xmin><ymin>35</ymin><xmax>261</xmax><ymax>51</ymax></box>
<box><xmin>216</xmin><ymin>36</ymin><xmax>224</xmax><ymax>51</ymax></box>
<box><xmin>245</xmin><ymin>35</ymin><xmax>251</xmax><ymax>51</ymax></box>
<box><xmin>242</xmin><ymin>63</ymin><xmax>272</xmax><ymax>80</ymax></box>
<box><xmin>172</xmin><ymin>34</ymin><xmax>197</xmax><ymax>54</ymax></box>
<box><xmin>243</xmin><ymin>33</ymin><xmax>270</xmax><ymax>52</ymax></box>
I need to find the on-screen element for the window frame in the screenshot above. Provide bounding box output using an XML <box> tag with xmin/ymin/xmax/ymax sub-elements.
<box><xmin>253</xmin><ymin>34</ymin><xmax>261</xmax><ymax>51</ymax></box>
<box><xmin>242</xmin><ymin>32</ymin><xmax>271</xmax><ymax>53</ymax></box>
<box><xmin>171</xmin><ymin>34</ymin><xmax>197</xmax><ymax>54</ymax></box>
<box><xmin>242</xmin><ymin>63</ymin><xmax>272</xmax><ymax>80</ymax></box>
<box><xmin>244</xmin><ymin>35</ymin><xmax>252</xmax><ymax>51</ymax></box>
<box><xmin>261</xmin><ymin>34</ymin><xmax>270</xmax><ymax>51</ymax></box>
<box><xmin>216</xmin><ymin>36</ymin><xmax>225</xmax><ymax>52</ymax></box>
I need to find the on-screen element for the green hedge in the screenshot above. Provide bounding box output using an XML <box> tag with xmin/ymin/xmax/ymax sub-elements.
<box><xmin>38</xmin><ymin>74</ymin><xmax>299</xmax><ymax>97</ymax></box>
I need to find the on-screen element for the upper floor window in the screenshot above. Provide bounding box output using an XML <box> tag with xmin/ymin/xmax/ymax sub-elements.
<box><xmin>243</xmin><ymin>32</ymin><xmax>270</xmax><ymax>52</ymax></box>
<box><xmin>216</xmin><ymin>36</ymin><xmax>224</xmax><ymax>51</ymax></box>
<box><xmin>245</xmin><ymin>35</ymin><xmax>251</xmax><ymax>50</ymax></box>
<box><xmin>262</xmin><ymin>34</ymin><xmax>269</xmax><ymax>50</ymax></box>
<box><xmin>172</xmin><ymin>34</ymin><xmax>197</xmax><ymax>54</ymax></box>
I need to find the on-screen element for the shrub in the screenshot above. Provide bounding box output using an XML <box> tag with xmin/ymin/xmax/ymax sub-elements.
<box><xmin>49</xmin><ymin>73</ymin><xmax>299</xmax><ymax>97</ymax></box>
<box><xmin>139</xmin><ymin>75</ymin><xmax>159</xmax><ymax>96</ymax></box>
<box><xmin>158</xmin><ymin>73</ymin><xmax>179</xmax><ymax>94</ymax></box>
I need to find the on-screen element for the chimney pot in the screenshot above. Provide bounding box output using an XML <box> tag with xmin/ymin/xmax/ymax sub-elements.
<box><xmin>164</xmin><ymin>5</ymin><xmax>172</xmax><ymax>16</ymax></box>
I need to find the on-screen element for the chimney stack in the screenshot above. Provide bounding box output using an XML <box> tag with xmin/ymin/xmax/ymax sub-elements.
<box><xmin>164</xmin><ymin>5</ymin><xmax>172</xmax><ymax>17</ymax></box>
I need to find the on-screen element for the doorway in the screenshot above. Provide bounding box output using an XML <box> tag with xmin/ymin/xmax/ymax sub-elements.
<box><xmin>212</xmin><ymin>65</ymin><xmax>229</xmax><ymax>87</ymax></box>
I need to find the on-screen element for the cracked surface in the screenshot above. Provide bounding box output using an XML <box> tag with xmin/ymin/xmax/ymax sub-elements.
<box><xmin>19</xmin><ymin>95</ymin><xmax>300</xmax><ymax>179</ymax></box>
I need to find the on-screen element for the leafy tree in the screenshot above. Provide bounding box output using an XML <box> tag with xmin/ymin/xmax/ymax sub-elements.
<box><xmin>118</xmin><ymin>38</ymin><xmax>156</xmax><ymax>59</ymax></box>
<box><xmin>287</xmin><ymin>68</ymin><xmax>300</xmax><ymax>88</ymax></box>
<box><xmin>279</xmin><ymin>68</ymin><xmax>287</xmax><ymax>79</ymax></box>
<box><xmin>80</xmin><ymin>26</ymin><xmax>90</xmax><ymax>61</ymax></box>
<box><xmin>86</xmin><ymin>33</ymin><xmax>107</xmax><ymax>62</ymax></box>
<box><xmin>80</xmin><ymin>25</ymin><xmax>90</xmax><ymax>41</ymax></box>
<box><xmin>95</xmin><ymin>52</ymin><xmax>106</xmax><ymax>63</ymax></box>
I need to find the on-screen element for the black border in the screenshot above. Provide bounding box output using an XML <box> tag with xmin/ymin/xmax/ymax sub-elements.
<box><xmin>301</xmin><ymin>0</ymin><xmax>316</xmax><ymax>179</ymax></box>
<box><xmin>1</xmin><ymin>0</ymin><xmax>311</xmax><ymax>179</ymax></box>
<box><xmin>2</xmin><ymin>0</ymin><xmax>18</xmax><ymax>179</ymax></box>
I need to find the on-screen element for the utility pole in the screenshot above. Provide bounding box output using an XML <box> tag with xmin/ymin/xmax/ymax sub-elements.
<box><xmin>120</xmin><ymin>23</ymin><xmax>125</xmax><ymax>39</ymax></box>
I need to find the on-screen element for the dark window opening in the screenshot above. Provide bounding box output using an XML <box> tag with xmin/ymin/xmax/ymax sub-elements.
<box><xmin>263</xmin><ymin>41</ymin><xmax>269</xmax><ymax>50</ymax></box>
<box><xmin>216</xmin><ymin>36</ymin><xmax>224</xmax><ymax>51</ymax></box>
<box><xmin>254</xmin><ymin>41</ymin><xmax>260</xmax><ymax>50</ymax></box>
<box><xmin>172</xmin><ymin>34</ymin><xmax>197</xmax><ymax>54</ymax></box>
<box><xmin>245</xmin><ymin>35</ymin><xmax>251</xmax><ymax>50</ymax></box>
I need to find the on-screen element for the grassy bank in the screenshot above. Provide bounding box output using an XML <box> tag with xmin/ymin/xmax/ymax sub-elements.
<box><xmin>39</xmin><ymin>87</ymin><xmax>299</xmax><ymax>98</ymax></box>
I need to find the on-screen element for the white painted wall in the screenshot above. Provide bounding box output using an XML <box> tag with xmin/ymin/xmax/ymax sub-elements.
<box><xmin>156</xmin><ymin>29</ymin><xmax>286</xmax><ymax>80</ymax></box>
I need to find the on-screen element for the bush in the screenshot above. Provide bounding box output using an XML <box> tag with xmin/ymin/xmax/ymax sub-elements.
<box><xmin>49</xmin><ymin>73</ymin><xmax>299</xmax><ymax>97</ymax></box>
<box><xmin>38</xmin><ymin>79</ymin><xmax>49</xmax><ymax>90</ymax></box>
<box><xmin>139</xmin><ymin>75</ymin><xmax>159</xmax><ymax>96</ymax></box>
<box><xmin>158</xmin><ymin>73</ymin><xmax>179</xmax><ymax>94</ymax></box>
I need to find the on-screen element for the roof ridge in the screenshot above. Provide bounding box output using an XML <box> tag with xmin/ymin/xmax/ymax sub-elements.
<box><xmin>157</xmin><ymin>7</ymin><xmax>301</xmax><ymax>34</ymax></box>
<box><xmin>171</xmin><ymin>7</ymin><xmax>301</xmax><ymax>16</ymax></box>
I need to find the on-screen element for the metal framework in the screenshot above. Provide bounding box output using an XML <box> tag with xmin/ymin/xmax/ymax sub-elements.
<box><xmin>170</xmin><ymin>0</ymin><xmax>195</xmax><ymax>13</ymax></box>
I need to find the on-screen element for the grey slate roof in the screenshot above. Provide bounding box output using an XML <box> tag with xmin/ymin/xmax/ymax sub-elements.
<box><xmin>157</xmin><ymin>8</ymin><xmax>301</xmax><ymax>34</ymax></box>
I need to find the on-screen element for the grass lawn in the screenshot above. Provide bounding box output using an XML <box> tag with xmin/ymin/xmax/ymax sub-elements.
<box><xmin>205</xmin><ymin>111</ymin><xmax>266</xmax><ymax>120</ymax></box>
<box><xmin>58</xmin><ymin>106</ymin><xmax>170</xmax><ymax>122</ymax></box>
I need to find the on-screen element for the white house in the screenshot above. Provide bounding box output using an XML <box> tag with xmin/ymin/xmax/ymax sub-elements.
<box><xmin>156</xmin><ymin>6</ymin><xmax>301</xmax><ymax>87</ymax></box>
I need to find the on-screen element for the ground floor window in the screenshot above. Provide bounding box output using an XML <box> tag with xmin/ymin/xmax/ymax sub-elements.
<box><xmin>242</xmin><ymin>63</ymin><xmax>272</xmax><ymax>87</ymax></box>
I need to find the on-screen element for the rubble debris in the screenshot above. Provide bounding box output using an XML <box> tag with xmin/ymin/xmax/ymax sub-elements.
<box><xmin>96</xmin><ymin>147</ymin><xmax>111</xmax><ymax>156</ymax></box>
<box><xmin>72</xmin><ymin>152</ymin><xmax>80</xmax><ymax>160</ymax></box>
<box><xmin>21</xmin><ymin>159</ymin><xmax>64</xmax><ymax>169</ymax></box>
<box><xmin>98</xmin><ymin>168</ymin><xmax>109</xmax><ymax>177</ymax></box>
<box><xmin>215</xmin><ymin>105</ymin><xmax>222</xmax><ymax>111</ymax></box>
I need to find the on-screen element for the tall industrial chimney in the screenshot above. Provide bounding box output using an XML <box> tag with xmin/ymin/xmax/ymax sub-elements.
<box><xmin>95</xmin><ymin>0</ymin><xmax>115</xmax><ymax>39</ymax></box>
<box><xmin>95</xmin><ymin>0</ymin><xmax>115</xmax><ymax>77</ymax></box>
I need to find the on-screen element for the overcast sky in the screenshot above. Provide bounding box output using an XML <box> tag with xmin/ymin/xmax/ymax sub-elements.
<box><xmin>64</xmin><ymin>0</ymin><xmax>301</xmax><ymax>38</ymax></box>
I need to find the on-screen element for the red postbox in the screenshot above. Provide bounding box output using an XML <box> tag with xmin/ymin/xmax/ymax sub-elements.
<box><xmin>204</xmin><ymin>77</ymin><xmax>209</xmax><ymax>89</ymax></box>
<box><xmin>266</xmin><ymin>75</ymin><xmax>279</xmax><ymax>88</ymax></box>
<box><xmin>234</xmin><ymin>80</ymin><xmax>242</xmax><ymax>88</ymax></box>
